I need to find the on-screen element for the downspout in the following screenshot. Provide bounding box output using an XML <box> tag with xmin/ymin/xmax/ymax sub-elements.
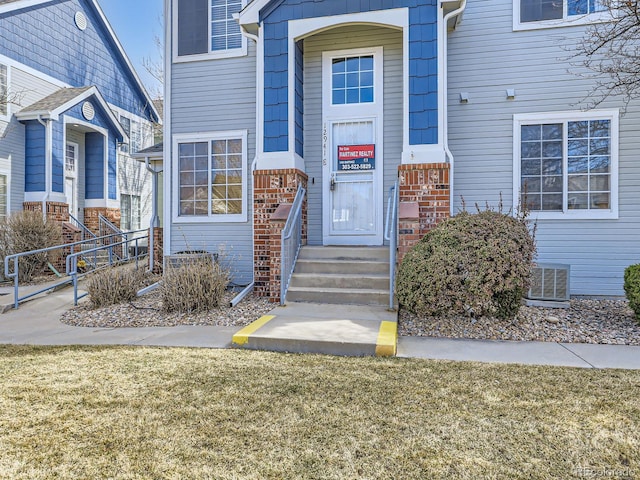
<box><xmin>37</xmin><ymin>114</ymin><xmax>50</xmax><ymax>220</ymax></box>
<box><xmin>240</xmin><ymin>22</ymin><xmax>259</xmax><ymax>291</ymax></box>
<box><xmin>442</xmin><ymin>0</ymin><xmax>466</xmax><ymax>217</ymax></box>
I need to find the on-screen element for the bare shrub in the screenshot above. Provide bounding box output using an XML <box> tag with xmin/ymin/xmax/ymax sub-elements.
<box><xmin>161</xmin><ymin>255</ymin><xmax>229</xmax><ymax>313</ymax></box>
<box><xmin>86</xmin><ymin>266</ymin><xmax>147</xmax><ymax>309</ymax></box>
<box><xmin>0</xmin><ymin>211</ymin><xmax>63</xmax><ymax>282</ymax></box>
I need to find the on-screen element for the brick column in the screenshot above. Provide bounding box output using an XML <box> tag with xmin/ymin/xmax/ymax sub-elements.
<box><xmin>397</xmin><ymin>163</ymin><xmax>450</xmax><ymax>257</ymax></box>
<box><xmin>253</xmin><ymin>168</ymin><xmax>308</xmax><ymax>300</ymax></box>
<box><xmin>151</xmin><ymin>227</ymin><xmax>163</xmax><ymax>274</ymax></box>
<box><xmin>268</xmin><ymin>205</ymin><xmax>291</xmax><ymax>303</ymax></box>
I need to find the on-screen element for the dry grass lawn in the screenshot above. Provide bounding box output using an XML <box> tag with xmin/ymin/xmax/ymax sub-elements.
<box><xmin>0</xmin><ymin>346</ymin><xmax>638</xmax><ymax>479</ymax></box>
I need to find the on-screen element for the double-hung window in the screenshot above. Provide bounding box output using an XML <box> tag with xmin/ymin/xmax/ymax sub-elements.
<box><xmin>0</xmin><ymin>64</ymin><xmax>8</xmax><ymax>119</ymax></box>
<box><xmin>176</xmin><ymin>0</ymin><xmax>246</xmax><ymax>60</ymax></box>
<box><xmin>515</xmin><ymin>0</ymin><xmax>609</xmax><ymax>29</ymax></box>
<box><xmin>174</xmin><ymin>130</ymin><xmax>247</xmax><ymax>222</ymax></box>
<box><xmin>514</xmin><ymin>110</ymin><xmax>618</xmax><ymax>219</ymax></box>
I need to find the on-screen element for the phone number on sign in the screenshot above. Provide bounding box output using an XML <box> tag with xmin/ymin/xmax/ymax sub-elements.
<box><xmin>339</xmin><ymin>163</ymin><xmax>374</xmax><ymax>170</ymax></box>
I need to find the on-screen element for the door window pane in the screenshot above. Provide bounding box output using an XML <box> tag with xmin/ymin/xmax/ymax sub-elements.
<box><xmin>331</xmin><ymin>55</ymin><xmax>375</xmax><ymax>105</ymax></box>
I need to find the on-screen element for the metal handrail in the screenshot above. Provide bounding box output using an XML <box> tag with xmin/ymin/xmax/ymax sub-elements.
<box><xmin>69</xmin><ymin>213</ymin><xmax>97</xmax><ymax>241</ymax></box>
<box><xmin>98</xmin><ymin>214</ymin><xmax>127</xmax><ymax>260</ymax></box>
<box><xmin>3</xmin><ymin>229</ymin><xmax>148</xmax><ymax>310</ymax></box>
<box><xmin>384</xmin><ymin>181</ymin><xmax>399</xmax><ymax>311</ymax></box>
<box><xmin>66</xmin><ymin>233</ymin><xmax>149</xmax><ymax>305</ymax></box>
<box><xmin>280</xmin><ymin>185</ymin><xmax>306</xmax><ymax>305</ymax></box>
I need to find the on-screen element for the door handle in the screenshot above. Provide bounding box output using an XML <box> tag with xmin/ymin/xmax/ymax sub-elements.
<box><xmin>330</xmin><ymin>174</ymin><xmax>336</xmax><ymax>191</ymax></box>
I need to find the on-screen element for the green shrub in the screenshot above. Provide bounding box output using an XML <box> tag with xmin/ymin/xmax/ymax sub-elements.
<box><xmin>86</xmin><ymin>266</ymin><xmax>147</xmax><ymax>309</ymax></box>
<box><xmin>0</xmin><ymin>211</ymin><xmax>63</xmax><ymax>282</ymax></box>
<box><xmin>395</xmin><ymin>210</ymin><xmax>536</xmax><ymax>320</ymax></box>
<box><xmin>161</xmin><ymin>255</ymin><xmax>229</xmax><ymax>313</ymax></box>
<box><xmin>624</xmin><ymin>264</ymin><xmax>640</xmax><ymax>322</ymax></box>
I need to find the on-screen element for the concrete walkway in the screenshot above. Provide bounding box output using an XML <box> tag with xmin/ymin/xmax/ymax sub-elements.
<box><xmin>1</xmin><ymin>287</ymin><xmax>639</xmax><ymax>369</ymax></box>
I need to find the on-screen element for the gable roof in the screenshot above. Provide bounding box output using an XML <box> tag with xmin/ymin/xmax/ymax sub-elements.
<box><xmin>0</xmin><ymin>0</ymin><xmax>160</xmax><ymax>123</ymax></box>
<box><xmin>16</xmin><ymin>86</ymin><xmax>128</xmax><ymax>141</ymax></box>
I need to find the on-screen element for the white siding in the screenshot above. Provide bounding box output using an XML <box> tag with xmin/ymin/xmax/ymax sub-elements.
<box><xmin>447</xmin><ymin>0</ymin><xmax>640</xmax><ymax>295</ymax></box>
<box><xmin>169</xmin><ymin>43</ymin><xmax>257</xmax><ymax>285</ymax></box>
<box><xmin>303</xmin><ymin>25</ymin><xmax>403</xmax><ymax>245</ymax></box>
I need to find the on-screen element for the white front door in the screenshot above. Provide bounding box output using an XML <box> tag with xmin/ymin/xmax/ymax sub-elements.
<box><xmin>65</xmin><ymin>142</ymin><xmax>78</xmax><ymax>217</ymax></box>
<box><xmin>322</xmin><ymin>47</ymin><xmax>384</xmax><ymax>246</ymax></box>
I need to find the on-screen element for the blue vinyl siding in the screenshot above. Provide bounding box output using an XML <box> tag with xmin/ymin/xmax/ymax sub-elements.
<box><xmin>0</xmin><ymin>0</ymin><xmax>155</xmax><ymax>120</ymax></box>
<box><xmin>24</xmin><ymin>121</ymin><xmax>45</xmax><ymax>192</ymax></box>
<box><xmin>85</xmin><ymin>132</ymin><xmax>104</xmax><ymax>199</ymax></box>
<box><xmin>294</xmin><ymin>40</ymin><xmax>304</xmax><ymax>157</ymax></box>
<box><xmin>57</xmin><ymin>97</ymin><xmax>120</xmax><ymax>199</ymax></box>
<box><xmin>261</xmin><ymin>0</ymin><xmax>438</xmax><ymax>153</ymax></box>
<box><xmin>52</xmin><ymin>121</ymin><xmax>64</xmax><ymax>193</ymax></box>
<box><xmin>108</xmin><ymin>135</ymin><xmax>116</xmax><ymax>199</ymax></box>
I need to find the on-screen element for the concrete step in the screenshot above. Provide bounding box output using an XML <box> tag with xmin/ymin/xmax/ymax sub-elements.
<box><xmin>294</xmin><ymin>259</ymin><xmax>389</xmax><ymax>275</ymax></box>
<box><xmin>298</xmin><ymin>245</ymin><xmax>389</xmax><ymax>261</ymax></box>
<box><xmin>232</xmin><ymin>302</ymin><xmax>398</xmax><ymax>357</ymax></box>
<box><xmin>286</xmin><ymin>286</ymin><xmax>389</xmax><ymax>306</ymax></box>
<box><xmin>289</xmin><ymin>273</ymin><xmax>389</xmax><ymax>290</ymax></box>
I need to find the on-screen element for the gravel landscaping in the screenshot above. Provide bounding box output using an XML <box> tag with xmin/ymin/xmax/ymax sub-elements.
<box><xmin>399</xmin><ymin>298</ymin><xmax>640</xmax><ymax>345</ymax></box>
<box><xmin>60</xmin><ymin>289</ymin><xmax>273</xmax><ymax>328</ymax></box>
<box><xmin>60</xmin><ymin>288</ymin><xmax>640</xmax><ymax>346</ymax></box>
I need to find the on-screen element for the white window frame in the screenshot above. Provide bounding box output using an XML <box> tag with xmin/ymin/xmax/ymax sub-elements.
<box><xmin>0</xmin><ymin>166</ymin><xmax>9</xmax><ymax>220</ymax></box>
<box><xmin>0</xmin><ymin>63</ymin><xmax>10</xmax><ymax>121</ymax></box>
<box><xmin>513</xmin><ymin>109</ymin><xmax>619</xmax><ymax>220</ymax></box>
<box><xmin>173</xmin><ymin>0</ymin><xmax>248</xmax><ymax>63</ymax></box>
<box><xmin>513</xmin><ymin>0</ymin><xmax>613</xmax><ymax>31</ymax></box>
<box><xmin>172</xmin><ymin>130</ymin><xmax>248</xmax><ymax>223</ymax></box>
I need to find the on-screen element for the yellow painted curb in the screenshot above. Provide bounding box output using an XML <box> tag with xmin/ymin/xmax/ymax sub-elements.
<box><xmin>232</xmin><ymin>315</ymin><xmax>276</xmax><ymax>346</ymax></box>
<box><xmin>375</xmin><ymin>321</ymin><xmax>397</xmax><ymax>357</ymax></box>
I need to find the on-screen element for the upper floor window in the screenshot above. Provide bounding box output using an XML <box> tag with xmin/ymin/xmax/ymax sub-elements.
<box><xmin>514</xmin><ymin>110</ymin><xmax>619</xmax><ymax>220</ymax></box>
<box><xmin>0</xmin><ymin>64</ymin><xmax>8</xmax><ymax>118</ymax></box>
<box><xmin>516</xmin><ymin>0</ymin><xmax>609</xmax><ymax>30</ymax></box>
<box><xmin>176</xmin><ymin>0</ymin><xmax>246</xmax><ymax>60</ymax></box>
<box><xmin>119</xmin><ymin>115</ymin><xmax>131</xmax><ymax>152</ymax></box>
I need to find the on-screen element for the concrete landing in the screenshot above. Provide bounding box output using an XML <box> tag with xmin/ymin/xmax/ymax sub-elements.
<box><xmin>232</xmin><ymin>302</ymin><xmax>398</xmax><ymax>357</ymax></box>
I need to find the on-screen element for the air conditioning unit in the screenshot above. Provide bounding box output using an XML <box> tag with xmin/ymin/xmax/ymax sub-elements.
<box><xmin>528</xmin><ymin>263</ymin><xmax>570</xmax><ymax>302</ymax></box>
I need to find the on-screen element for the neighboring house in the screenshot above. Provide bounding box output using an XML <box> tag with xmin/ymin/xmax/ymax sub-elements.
<box><xmin>163</xmin><ymin>0</ymin><xmax>639</xmax><ymax>299</ymax></box>
<box><xmin>0</xmin><ymin>0</ymin><xmax>159</xmax><ymax>234</ymax></box>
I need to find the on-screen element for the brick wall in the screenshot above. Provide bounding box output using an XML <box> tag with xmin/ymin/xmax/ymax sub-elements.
<box><xmin>23</xmin><ymin>201</ymin><xmax>70</xmax><ymax>223</ymax></box>
<box><xmin>253</xmin><ymin>168</ymin><xmax>307</xmax><ymax>301</ymax></box>
<box><xmin>397</xmin><ymin>163</ymin><xmax>450</xmax><ymax>262</ymax></box>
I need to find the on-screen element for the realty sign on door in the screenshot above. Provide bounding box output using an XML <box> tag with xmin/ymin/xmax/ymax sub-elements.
<box><xmin>337</xmin><ymin>144</ymin><xmax>375</xmax><ymax>171</ymax></box>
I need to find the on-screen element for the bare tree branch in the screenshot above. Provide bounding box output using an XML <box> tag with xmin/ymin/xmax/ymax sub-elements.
<box><xmin>571</xmin><ymin>0</ymin><xmax>640</xmax><ymax>111</ymax></box>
